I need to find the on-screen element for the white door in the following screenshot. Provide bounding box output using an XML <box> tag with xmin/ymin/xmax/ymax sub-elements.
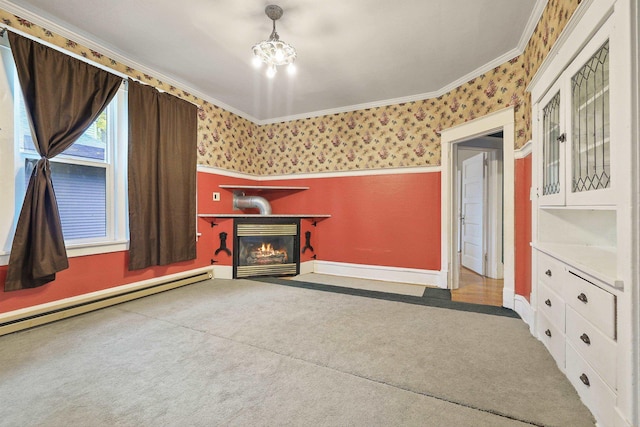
<box><xmin>461</xmin><ymin>152</ymin><xmax>486</xmax><ymax>275</ymax></box>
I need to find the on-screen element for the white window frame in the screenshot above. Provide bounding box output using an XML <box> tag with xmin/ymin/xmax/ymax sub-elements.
<box><xmin>0</xmin><ymin>37</ymin><xmax>128</xmax><ymax>266</ymax></box>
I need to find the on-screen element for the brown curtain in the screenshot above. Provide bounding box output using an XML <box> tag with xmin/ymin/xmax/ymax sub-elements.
<box><xmin>5</xmin><ymin>33</ymin><xmax>122</xmax><ymax>291</ymax></box>
<box><xmin>127</xmin><ymin>79</ymin><xmax>197</xmax><ymax>270</ymax></box>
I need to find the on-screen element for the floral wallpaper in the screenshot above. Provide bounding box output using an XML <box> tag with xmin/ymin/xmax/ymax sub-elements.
<box><xmin>1</xmin><ymin>0</ymin><xmax>582</xmax><ymax>176</ymax></box>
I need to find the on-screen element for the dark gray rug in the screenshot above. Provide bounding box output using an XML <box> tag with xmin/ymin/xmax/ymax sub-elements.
<box><xmin>254</xmin><ymin>276</ymin><xmax>520</xmax><ymax>318</ymax></box>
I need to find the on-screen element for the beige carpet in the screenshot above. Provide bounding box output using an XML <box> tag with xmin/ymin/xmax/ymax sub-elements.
<box><xmin>0</xmin><ymin>278</ymin><xmax>594</xmax><ymax>426</ymax></box>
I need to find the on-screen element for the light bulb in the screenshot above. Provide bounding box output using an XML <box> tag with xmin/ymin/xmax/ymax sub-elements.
<box><xmin>275</xmin><ymin>48</ymin><xmax>285</xmax><ymax>62</ymax></box>
<box><xmin>252</xmin><ymin>55</ymin><xmax>262</xmax><ymax>69</ymax></box>
<box><xmin>266</xmin><ymin>65</ymin><xmax>277</xmax><ymax>78</ymax></box>
<box><xmin>287</xmin><ymin>63</ymin><xmax>296</xmax><ymax>75</ymax></box>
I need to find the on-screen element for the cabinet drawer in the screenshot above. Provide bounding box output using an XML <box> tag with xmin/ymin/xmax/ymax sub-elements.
<box><xmin>566</xmin><ymin>307</ymin><xmax>616</xmax><ymax>388</ymax></box>
<box><xmin>564</xmin><ymin>269</ymin><xmax>616</xmax><ymax>339</ymax></box>
<box><xmin>565</xmin><ymin>343</ymin><xmax>617</xmax><ymax>426</ymax></box>
<box><xmin>536</xmin><ymin>312</ymin><xmax>565</xmax><ymax>370</ymax></box>
<box><xmin>536</xmin><ymin>251</ymin><xmax>565</xmax><ymax>290</ymax></box>
<box><xmin>537</xmin><ymin>282</ymin><xmax>565</xmax><ymax>331</ymax></box>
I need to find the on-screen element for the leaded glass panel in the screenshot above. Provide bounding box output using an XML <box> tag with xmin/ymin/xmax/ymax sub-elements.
<box><xmin>542</xmin><ymin>92</ymin><xmax>561</xmax><ymax>196</ymax></box>
<box><xmin>571</xmin><ymin>41</ymin><xmax>610</xmax><ymax>193</ymax></box>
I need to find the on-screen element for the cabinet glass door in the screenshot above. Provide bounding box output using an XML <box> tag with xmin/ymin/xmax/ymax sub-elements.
<box><xmin>571</xmin><ymin>41</ymin><xmax>610</xmax><ymax>194</ymax></box>
<box><xmin>539</xmin><ymin>88</ymin><xmax>564</xmax><ymax>205</ymax></box>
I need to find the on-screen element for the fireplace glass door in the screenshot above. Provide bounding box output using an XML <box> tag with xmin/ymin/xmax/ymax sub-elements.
<box><xmin>234</xmin><ymin>220</ymin><xmax>299</xmax><ymax>278</ymax></box>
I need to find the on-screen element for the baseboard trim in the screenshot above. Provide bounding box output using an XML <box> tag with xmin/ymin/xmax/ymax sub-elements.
<box><xmin>514</xmin><ymin>295</ymin><xmax>534</xmax><ymax>331</ymax></box>
<box><xmin>212</xmin><ymin>265</ymin><xmax>233</xmax><ymax>279</ymax></box>
<box><xmin>502</xmin><ymin>287</ymin><xmax>515</xmax><ymax>310</ymax></box>
<box><xmin>314</xmin><ymin>260</ymin><xmax>445</xmax><ymax>288</ymax></box>
<box><xmin>299</xmin><ymin>260</ymin><xmax>315</xmax><ymax>275</ymax></box>
<box><xmin>0</xmin><ymin>266</ymin><xmax>214</xmax><ymax>336</ymax></box>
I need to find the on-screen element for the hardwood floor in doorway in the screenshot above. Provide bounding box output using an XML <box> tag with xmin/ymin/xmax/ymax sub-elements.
<box><xmin>451</xmin><ymin>267</ymin><xmax>504</xmax><ymax>307</ymax></box>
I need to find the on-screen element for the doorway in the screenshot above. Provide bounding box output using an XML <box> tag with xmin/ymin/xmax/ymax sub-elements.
<box><xmin>453</xmin><ymin>136</ymin><xmax>504</xmax><ymax>306</ymax></box>
<box><xmin>440</xmin><ymin>107</ymin><xmax>515</xmax><ymax>309</ymax></box>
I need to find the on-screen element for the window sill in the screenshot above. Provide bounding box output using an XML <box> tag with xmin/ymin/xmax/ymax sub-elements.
<box><xmin>0</xmin><ymin>240</ymin><xmax>129</xmax><ymax>267</ymax></box>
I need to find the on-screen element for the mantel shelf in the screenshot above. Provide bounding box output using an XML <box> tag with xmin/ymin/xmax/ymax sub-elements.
<box><xmin>198</xmin><ymin>214</ymin><xmax>330</xmax><ymax>219</ymax></box>
<box><xmin>219</xmin><ymin>185</ymin><xmax>309</xmax><ymax>191</ymax></box>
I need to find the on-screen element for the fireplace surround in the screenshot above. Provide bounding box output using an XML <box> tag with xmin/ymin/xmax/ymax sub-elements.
<box><xmin>233</xmin><ymin>218</ymin><xmax>300</xmax><ymax>278</ymax></box>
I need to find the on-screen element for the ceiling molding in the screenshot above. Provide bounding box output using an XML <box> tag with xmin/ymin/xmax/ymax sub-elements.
<box><xmin>260</xmin><ymin>0</ymin><xmax>549</xmax><ymax>126</ymax></box>
<box><xmin>0</xmin><ymin>0</ymin><xmax>261</xmax><ymax>124</ymax></box>
<box><xmin>517</xmin><ymin>0</ymin><xmax>548</xmax><ymax>53</ymax></box>
<box><xmin>1</xmin><ymin>0</ymin><xmax>546</xmax><ymax>127</ymax></box>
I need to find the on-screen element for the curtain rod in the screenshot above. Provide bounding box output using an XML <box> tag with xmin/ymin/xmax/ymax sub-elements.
<box><xmin>0</xmin><ymin>25</ymin><xmax>150</xmax><ymax>86</ymax></box>
<box><xmin>0</xmin><ymin>24</ymin><xmax>129</xmax><ymax>80</ymax></box>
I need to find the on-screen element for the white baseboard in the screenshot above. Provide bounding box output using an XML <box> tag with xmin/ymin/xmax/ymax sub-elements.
<box><xmin>213</xmin><ymin>265</ymin><xmax>233</xmax><ymax>279</ymax></box>
<box><xmin>314</xmin><ymin>260</ymin><xmax>445</xmax><ymax>288</ymax></box>
<box><xmin>502</xmin><ymin>287</ymin><xmax>515</xmax><ymax>310</ymax></box>
<box><xmin>514</xmin><ymin>295</ymin><xmax>534</xmax><ymax>332</ymax></box>
<box><xmin>299</xmin><ymin>260</ymin><xmax>315</xmax><ymax>275</ymax></box>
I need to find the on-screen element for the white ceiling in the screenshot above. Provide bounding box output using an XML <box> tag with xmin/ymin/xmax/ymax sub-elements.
<box><xmin>1</xmin><ymin>0</ymin><xmax>543</xmax><ymax>123</ymax></box>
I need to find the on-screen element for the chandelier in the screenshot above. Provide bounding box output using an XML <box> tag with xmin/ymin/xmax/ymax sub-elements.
<box><xmin>252</xmin><ymin>5</ymin><xmax>297</xmax><ymax>78</ymax></box>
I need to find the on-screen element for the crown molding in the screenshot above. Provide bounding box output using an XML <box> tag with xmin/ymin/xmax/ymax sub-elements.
<box><xmin>257</xmin><ymin>46</ymin><xmax>524</xmax><ymax>125</ymax></box>
<box><xmin>517</xmin><ymin>0</ymin><xmax>548</xmax><ymax>54</ymax></box>
<box><xmin>1</xmin><ymin>0</ymin><xmax>547</xmax><ymax>126</ymax></box>
<box><xmin>0</xmin><ymin>0</ymin><xmax>260</xmax><ymax>123</ymax></box>
<box><xmin>257</xmin><ymin>0</ymin><xmax>549</xmax><ymax>126</ymax></box>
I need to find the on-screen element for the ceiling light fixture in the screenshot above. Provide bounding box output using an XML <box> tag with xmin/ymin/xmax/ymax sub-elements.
<box><xmin>252</xmin><ymin>5</ymin><xmax>297</xmax><ymax>78</ymax></box>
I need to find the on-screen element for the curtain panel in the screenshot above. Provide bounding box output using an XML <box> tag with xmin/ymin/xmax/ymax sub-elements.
<box><xmin>127</xmin><ymin>79</ymin><xmax>197</xmax><ymax>270</ymax></box>
<box><xmin>5</xmin><ymin>33</ymin><xmax>122</xmax><ymax>291</ymax></box>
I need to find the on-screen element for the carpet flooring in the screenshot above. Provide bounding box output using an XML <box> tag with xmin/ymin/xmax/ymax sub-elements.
<box><xmin>0</xmin><ymin>278</ymin><xmax>594</xmax><ymax>426</ymax></box>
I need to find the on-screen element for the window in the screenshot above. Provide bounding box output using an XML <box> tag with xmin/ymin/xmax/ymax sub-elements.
<box><xmin>0</xmin><ymin>37</ymin><xmax>128</xmax><ymax>265</ymax></box>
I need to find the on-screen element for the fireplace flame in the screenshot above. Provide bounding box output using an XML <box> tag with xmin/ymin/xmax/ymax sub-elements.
<box><xmin>260</xmin><ymin>243</ymin><xmax>275</xmax><ymax>254</ymax></box>
<box><xmin>250</xmin><ymin>241</ymin><xmax>288</xmax><ymax>263</ymax></box>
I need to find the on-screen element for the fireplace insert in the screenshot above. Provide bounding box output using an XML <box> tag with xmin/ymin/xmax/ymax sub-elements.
<box><xmin>233</xmin><ymin>218</ymin><xmax>300</xmax><ymax>278</ymax></box>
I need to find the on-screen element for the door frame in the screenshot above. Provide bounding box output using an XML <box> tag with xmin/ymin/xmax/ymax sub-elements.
<box><xmin>456</xmin><ymin>145</ymin><xmax>504</xmax><ymax>279</ymax></box>
<box><xmin>440</xmin><ymin>107</ymin><xmax>515</xmax><ymax>308</ymax></box>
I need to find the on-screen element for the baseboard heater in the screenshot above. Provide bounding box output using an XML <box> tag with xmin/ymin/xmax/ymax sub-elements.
<box><xmin>0</xmin><ymin>267</ymin><xmax>213</xmax><ymax>337</ymax></box>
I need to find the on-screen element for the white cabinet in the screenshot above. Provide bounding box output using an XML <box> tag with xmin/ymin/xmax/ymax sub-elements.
<box><xmin>534</xmin><ymin>250</ymin><xmax>620</xmax><ymax>426</ymax></box>
<box><xmin>534</xmin><ymin>16</ymin><xmax>619</xmax><ymax>286</ymax></box>
<box><xmin>538</xmin><ymin>20</ymin><xmax>614</xmax><ymax>207</ymax></box>
<box><xmin>529</xmin><ymin>0</ymin><xmax>636</xmax><ymax>426</ymax></box>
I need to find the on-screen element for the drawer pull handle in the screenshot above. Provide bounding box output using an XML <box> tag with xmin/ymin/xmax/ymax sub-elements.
<box><xmin>580</xmin><ymin>333</ymin><xmax>591</xmax><ymax>345</ymax></box>
<box><xmin>545</xmin><ymin>269</ymin><xmax>552</xmax><ymax>277</ymax></box>
<box><xmin>544</xmin><ymin>299</ymin><xmax>551</xmax><ymax>307</ymax></box>
<box><xmin>579</xmin><ymin>373</ymin><xmax>590</xmax><ymax>387</ymax></box>
<box><xmin>577</xmin><ymin>293</ymin><xmax>588</xmax><ymax>303</ymax></box>
<box><xmin>544</xmin><ymin>329</ymin><xmax>552</xmax><ymax>337</ymax></box>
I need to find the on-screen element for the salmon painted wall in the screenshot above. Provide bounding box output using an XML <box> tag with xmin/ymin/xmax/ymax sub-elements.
<box><xmin>270</xmin><ymin>173</ymin><xmax>441</xmax><ymax>270</ymax></box>
<box><xmin>197</xmin><ymin>170</ymin><xmax>441</xmax><ymax>271</ymax></box>
<box><xmin>514</xmin><ymin>155</ymin><xmax>532</xmax><ymax>300</ymax></box>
